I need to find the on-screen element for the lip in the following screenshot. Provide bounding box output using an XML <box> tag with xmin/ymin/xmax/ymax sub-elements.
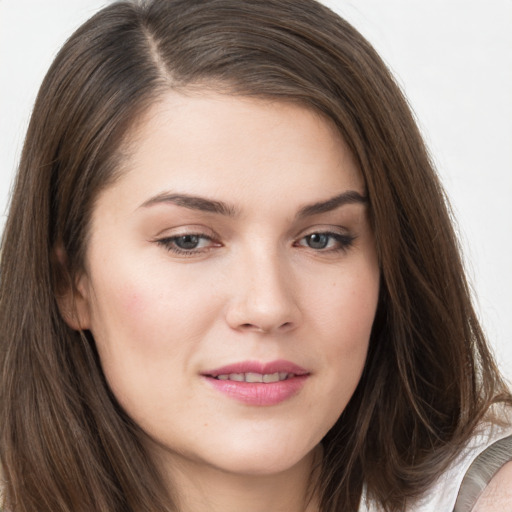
<box><xmin>201</xmin><ymin>359</ymin><xmax>310</xmax><ymax>406</ymax></box>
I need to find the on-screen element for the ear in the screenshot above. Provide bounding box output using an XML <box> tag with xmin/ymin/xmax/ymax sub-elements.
<box><xmin>53</xmin><ymin>244</ymin><xmax>92</xmax><ymax>331</ymax></box>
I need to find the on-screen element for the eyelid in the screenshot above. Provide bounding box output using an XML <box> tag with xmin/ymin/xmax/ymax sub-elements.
<box><xmin>155</xmin><ymin>233</ymin><xmax>221</xmax><ymax>257</ymax></box>
<box><xmin>152</xmin><ymin>224</ymin><xmax>218</xmax><ymax>239</ymax></box>
<box><xmin>296</xmin><ymin>224</ymin><xmax>351</xmax><ymax>240</ymax></box>
<box><xmin>151</xmin><ymin>225</ymin><xmax>223</xmax><ymax>257</ymax></box>
<box><xmin>293</xmin><ymin>226</ymin><xmax>357</xmax><ymax>253</ymax></box>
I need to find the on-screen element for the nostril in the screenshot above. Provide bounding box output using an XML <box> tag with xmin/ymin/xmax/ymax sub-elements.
<box><xmin>238</xmin><ymin>321</ymin><xmax>294</xmax><ymax>333</ymax></box>
<box><xmin>239</xmin><ymin>323</ymin><xmax>272</xmax><ymax>333</ymax></box>
<box><xmin>278</xmin><ymin>321</ymin><xmax>295</xmax><ymax>332</ymax></box>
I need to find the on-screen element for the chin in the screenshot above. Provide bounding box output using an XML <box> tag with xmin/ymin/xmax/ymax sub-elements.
<box><xmin>200</xmin><ymin>434</ymin><xmax>319</xmax><ymax>477</ymax></box>
<box><xmin>213</xmin><ymin>450</ymin><xmax>313</xmax><ymax>477</ymax></box>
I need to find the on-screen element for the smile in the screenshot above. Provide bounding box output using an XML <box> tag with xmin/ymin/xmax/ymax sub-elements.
<box><xmin>202</xmin><ymin>360</ymin><xmax>309</xmax><ymax>406</ymax></box>
<box><xmin>214</xmin><ymin>372</ymin><xmax>295</xmax><ymax>383</ymax></box>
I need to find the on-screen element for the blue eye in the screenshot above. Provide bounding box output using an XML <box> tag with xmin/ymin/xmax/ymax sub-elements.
<box><xmin>298</xmin><ymin>232</ymin><xmax>355</xmax><ymax>252</ymax></box>
<box><xmin>174</xmin><ymin>235</ymin><xmax>202</xmax><ymax>250</ymax></box>
<box><xmin>305</xmin><ymin>233</ymin><xmax>330</xmax><ymax>249</ymax></box>
<box><xmin>156</xmin><ymin>234</ymin><xmax>216</xmax><ymax>255</ymax></box>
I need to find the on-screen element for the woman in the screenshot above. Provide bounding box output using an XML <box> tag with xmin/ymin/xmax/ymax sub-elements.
<box><xmin>0</xmin><ymin>1</ymin><xmax>510</xmax><ymax>511</ymax></box>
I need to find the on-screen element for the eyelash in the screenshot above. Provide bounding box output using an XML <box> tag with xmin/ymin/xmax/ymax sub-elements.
<box><xmin>155</xmin><ymin>230</ymin><xmax>356</xmax><ymax>257</ymax></box>
<box><xmin>156</xmin><ymin>233</ymin><xmax>218</xmax><ymax>256</ymax></box>
<box><xmin>294</xmin><ymin>232</ymin><xmax>356</xmax><ymax>253</ymax></box>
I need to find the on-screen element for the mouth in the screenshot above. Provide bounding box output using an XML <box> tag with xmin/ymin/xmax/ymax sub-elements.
<box><xmin>202</xmin><ymin>360</ymin><xmax>310</xmax><ymax>406</ymax></box>
<box><xmin>203</xmin><ymin>359</ymin><xmax>309</xmax><ymax>378</ymax></box>
<box><xmin>213</xmin><ymin>372</ymin><xmax>298</xmax><ymax>383</ymax></box>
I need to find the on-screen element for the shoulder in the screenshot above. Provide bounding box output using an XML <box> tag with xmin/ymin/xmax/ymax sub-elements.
<box><xmin>451</xmin><ymin>411</ymin><xmax>512</xmax><ymax>512</ymax></box>
<box><xmin>472</xmin><ymin>460</ymin><xmax>512</xmax><ymax>511</ymax></box>
<box><xmin>409</xmin><ymin>411</ymin><xmax>512</xmax><ymax>512</ymax></box>
<box><xmin>359</xmin><ymin>411</ymin><xmax>512</xmax><ymax>512</ymax></box>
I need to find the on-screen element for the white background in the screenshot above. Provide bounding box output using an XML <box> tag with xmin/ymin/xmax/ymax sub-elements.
<box><xmin>1</xmin><ymin>1</ymin><xmax>511</xmax><ymax>382</ymax></box>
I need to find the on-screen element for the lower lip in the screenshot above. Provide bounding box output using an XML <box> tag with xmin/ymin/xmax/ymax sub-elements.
<box><xmin>204</xmin><ymin>375</ymin><xmax>308</xmax><ymax>406</ymax></box>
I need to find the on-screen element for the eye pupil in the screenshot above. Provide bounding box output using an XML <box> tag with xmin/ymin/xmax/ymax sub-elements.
<box><xmin>175</xmin><ymin>235</ymin><xmax>200</xmax><ymax>249</ymax></box>
<box><xmin>307</xmin><ymin>233</ymin><xmax>329</xmax><ymax>249</ymax></box>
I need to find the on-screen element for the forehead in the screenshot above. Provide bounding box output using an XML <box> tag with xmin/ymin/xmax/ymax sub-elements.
<box><xmin>103</xmin><ymin>91</ymin><xmax>364</xmax><ymax>215</ymax></box>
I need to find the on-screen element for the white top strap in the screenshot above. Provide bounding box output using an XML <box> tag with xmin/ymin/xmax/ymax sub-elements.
<box><xmin>453</xmin><ymin>434</ymin><xmax>512</xmax><ymax>512</ymax></box>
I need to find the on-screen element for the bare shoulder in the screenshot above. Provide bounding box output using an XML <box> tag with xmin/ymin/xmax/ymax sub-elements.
<box><xmin>473</xmin><ymin>461</ymin><xmax>512</xmax><ymax>511</ymax></box>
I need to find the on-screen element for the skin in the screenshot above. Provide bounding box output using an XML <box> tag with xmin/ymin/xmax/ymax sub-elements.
<box><xmin>59</xmin><ymin>91</ymin><xmax>512</xmax><ymax>511</ymax></box>
<box><xmin>63</xmin><ymin>91</ymin><xmax>380</xmax><ymax>512</ymax></box>
<box><xmin>473</xmin><ymin>461</ymin><xmax>512</xmax><ymax>511</ymax></box>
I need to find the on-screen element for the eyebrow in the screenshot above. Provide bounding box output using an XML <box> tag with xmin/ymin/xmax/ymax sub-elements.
<box><xmin>296</xmin><ymin>190</ymin><xmax>368</xmax><ymax>218</ymax></box>
<box><xmin>139</xmin><ymin>192</ymin><xmax>239</xmax><ymax>217</ymax></box>
<box><xmin>139</xmin><ymin>190</ymin><xmax>367</xmax><ymax>218</ymax></box>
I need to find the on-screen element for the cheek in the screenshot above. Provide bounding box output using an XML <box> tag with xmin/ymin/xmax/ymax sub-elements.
<box><xmin>89</xmin><ymin>259</ymin><xmax>214</xmax><ymax>345</ymax></box>
<box><xmin>314</xmin><ymin>265</ymin><xmax>379</xmax><ymax>342</ymax></box>
<box><xmin>85</xmin><ymin>271</ymin><xmax>207</xmax><ymax>418</ymax></box>
<box><xmin>308</xmin><ymin>264</ymin><xmax>379</xmax><ymax>403</ymax></box>
<box><xmin>84</xmin><ymin>256</ymin><xmax>222</xmax><ymax>401</ymax></box>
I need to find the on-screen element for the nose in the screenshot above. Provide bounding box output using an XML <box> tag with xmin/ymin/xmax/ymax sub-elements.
<box><xmin>225</xmin><ymin>247</ymin><xmax>301</xmax><ymax>335</ymax></box>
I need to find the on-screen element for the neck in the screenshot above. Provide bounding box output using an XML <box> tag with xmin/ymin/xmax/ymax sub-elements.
<box><xmin>154</xmin><ymin>446</ymin><xmax>322</xmax><ymax>512</ymax></box>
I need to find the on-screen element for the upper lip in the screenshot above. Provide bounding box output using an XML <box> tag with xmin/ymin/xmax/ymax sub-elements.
<box><xmin>202</xmin><ymin>359</ymin><xmax>309</xmax><ymax>377</ymax></box>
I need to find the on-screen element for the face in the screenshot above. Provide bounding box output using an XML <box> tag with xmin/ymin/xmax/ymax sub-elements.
<box><xmin>71</xmin><ymin>92</ymin><xmax>380</xmax><ymax>479</ymax></box>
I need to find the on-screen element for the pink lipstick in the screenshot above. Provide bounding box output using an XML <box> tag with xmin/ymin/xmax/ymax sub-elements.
<box><xmin>201</xmin><ymin>360</ymin><xmax>309</xmax><ymax>406</ymax></box>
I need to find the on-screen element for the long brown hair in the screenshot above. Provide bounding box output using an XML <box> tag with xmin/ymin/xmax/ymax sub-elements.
<box><xmin>1</xmin><ymin>1</ymin><xmax>510</xmax><ymax>511</ymax></box>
